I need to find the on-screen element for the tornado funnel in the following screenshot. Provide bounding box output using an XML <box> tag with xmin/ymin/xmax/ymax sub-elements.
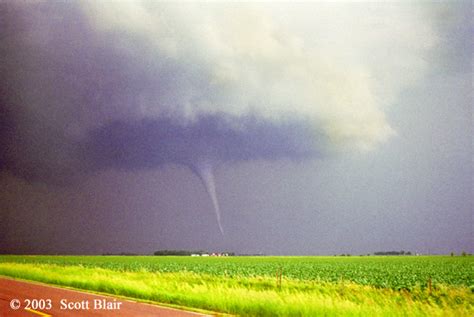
<box><xmin>190</xmin><ymin>161</ymin><xmax>224</xmax><ymax>234</ymax></box>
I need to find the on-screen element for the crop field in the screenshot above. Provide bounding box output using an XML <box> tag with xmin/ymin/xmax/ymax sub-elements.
<box><xmin>0</xmin><ymin>255</ymin><xmax>473</xmax><ymax>316</ymax></box>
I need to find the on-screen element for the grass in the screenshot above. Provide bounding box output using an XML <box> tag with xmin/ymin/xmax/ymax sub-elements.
<box><xmin>1</xmin><ymin>255</ymin><xmax>472</xmax><ymax>289</ymax></box>
<box><xmin>0</xmin><ymin>256</ymin><xmax>472</xmax><ymax>316</ymax></box>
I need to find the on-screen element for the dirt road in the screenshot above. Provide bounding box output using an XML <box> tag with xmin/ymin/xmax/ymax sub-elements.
<box><xmin>0</xmin><ymin>277</ymin><xmax>213</xmax><ymax>316</ymax></box>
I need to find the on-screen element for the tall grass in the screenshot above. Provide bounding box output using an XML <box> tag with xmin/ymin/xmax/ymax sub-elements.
<box><xmin>0</xmin><ymin>262</ymin><xmax>472</xmax><ymax>316</ymax></box>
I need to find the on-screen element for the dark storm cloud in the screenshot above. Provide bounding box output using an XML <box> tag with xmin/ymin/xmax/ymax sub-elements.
<box><xmin>0</xmin><ymin>103</ymin><xmax>319</xmax><ymax>185</ymax></box>
<box><xmin>0</xmin><ymin>2</ymin><xmax>328</xmax><ymax>185</ymax></box>
<box><xmin>0</xmin><ymin>103</ymin><xmax>87</xmax><ymax>185</ymax></box>
<box><xmin>89</xmin><ymin>115</ymin><xmax>319</xmax><ymax>172</ymax></box>
<box><xmin>0</xmin><ymin>2</ymin><xmax>330</xmax><ymax>232</ymax></box>
<box><xmin>1</xmin><ymin>1</ymin><xmax>435</xmax><ymax>233</ymax></box>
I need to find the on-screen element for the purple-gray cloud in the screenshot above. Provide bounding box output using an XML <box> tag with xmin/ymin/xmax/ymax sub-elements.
<box><xmin>0</xmin><ymin>2</ymin><xmax>332</xmax><ymax>231</ymax></box>
<box><xmin>3</xmin><ymin>1</ymin><xmax>443</xmax><ymax>183</ymax></box>
<box><xmin>0</xmin><ymin>1</ymin><xmax>456</xmax><ymax>236</ymax></box>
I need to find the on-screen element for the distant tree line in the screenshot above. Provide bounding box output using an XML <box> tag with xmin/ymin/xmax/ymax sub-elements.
<box><xmin>374</xmin><ymin>250</ymin><xmax>412</xmax><ymax>256</ymax></box>
<box><xmin>153</xmin><ymin>250</ymin><xmax>207</xmax><ymax>256</ymax></box>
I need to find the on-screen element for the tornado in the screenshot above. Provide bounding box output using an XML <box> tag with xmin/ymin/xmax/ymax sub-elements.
<box><xmin>190</xmin><ymin>161</ymin><xmax>223</xmax><ymax>234</ymax></box>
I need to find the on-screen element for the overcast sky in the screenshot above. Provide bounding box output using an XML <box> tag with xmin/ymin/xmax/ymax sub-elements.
<box><xmin>0</xmin><ymin>1</ymin><xmax>472</xmax><ymax>255</ymax></box>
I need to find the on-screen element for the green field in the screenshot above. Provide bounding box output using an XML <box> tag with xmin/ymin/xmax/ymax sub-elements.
<box><xmin>0</xmin><ymin>255</ymin><xmax>472</xmax><ymax>316</ymax></box>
